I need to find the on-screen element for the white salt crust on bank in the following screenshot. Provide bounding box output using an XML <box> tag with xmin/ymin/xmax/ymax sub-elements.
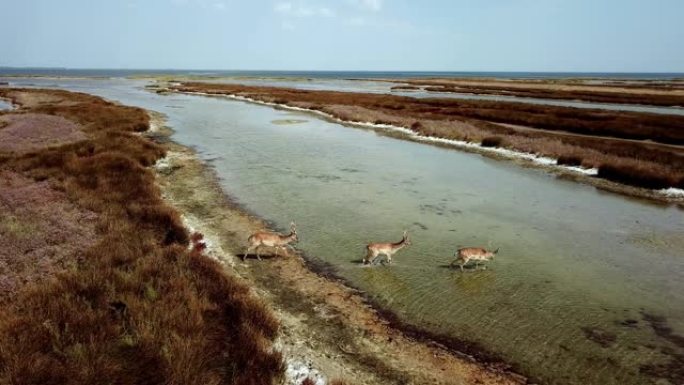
<box><xmin>154</xmin><ymin>150</ymin><xmax>334</xmax><ymax>385</ymax></box>
<box><xmin>182</xmin><ymin>91</ymin><xmax>683</xmax><ymax>199</ymax></box>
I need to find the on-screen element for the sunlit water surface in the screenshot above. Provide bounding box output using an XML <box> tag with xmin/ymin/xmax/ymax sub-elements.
<box><xmin>6</xmin><ymin>78</ymin><xmax>684</xmax><ymax>385</ymax></box>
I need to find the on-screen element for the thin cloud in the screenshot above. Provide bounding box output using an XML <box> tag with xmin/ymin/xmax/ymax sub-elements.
<box><xmin>172</xmin><ymin>0</ymin><xmax>228</xmax><ymax>10</ymax></box>
<box><xmin>274</xmin><ymin>2</ymin><xmax>336</xmax><ymax>18</ymax></box>
<box><xmin>281</xmin><ymin>21</ymin><xmax>296</xmax><ymax>30</ymax></box>
<box><xmin>350</xmin><ymin>0</ymin><xmax>382</xmax><ymax>12</ymax></box>
<box><xmin>343</xmin><ymin>15</ymin><xmax>459</xmax><ymax>40</ymax></box>
<box><xmin>344</xmin><ymin>16</ymin><xmax>412</xmax><ymax>30</ymax></box>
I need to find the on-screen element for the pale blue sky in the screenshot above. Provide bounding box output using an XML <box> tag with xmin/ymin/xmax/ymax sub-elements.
<box><xmin>1</xmin><ymin>0</ymin><xmax>683</xmax><ymax>72</ymax></box>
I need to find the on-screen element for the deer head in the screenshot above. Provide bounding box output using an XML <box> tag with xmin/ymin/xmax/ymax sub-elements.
<box><xmin>403</xmin><ymin>230</ymin><xmax>412</xmax><ymax>246</ymax></box>
<box><xmin>487</xmin><ymin>248</ymin><xmax>499</xmax><ymax>260</ymax></box>
<box><xmin>290</xmin><ymin>221</ymin><xmax>298</xmax><ymax>242</ymax></box>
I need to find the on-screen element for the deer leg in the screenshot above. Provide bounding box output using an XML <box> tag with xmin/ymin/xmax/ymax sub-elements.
<box><xmin>370</xmin><ymin>252</ymin><xmax>380</xmax><ymax>265</ymax></box>
<box><xmin>244</xmin><ymin>245</ymin><xmax>254</xmax><ymax>261</ymax></box>
<box><xmin>255</xmin><ymin>245</ymin><xmax>262</xmax><ymax>261</ymax></box>
<box><xmin>367</xmin><ymin>252</ymin><xmax>373</xmax><ymax>264</ymax></box>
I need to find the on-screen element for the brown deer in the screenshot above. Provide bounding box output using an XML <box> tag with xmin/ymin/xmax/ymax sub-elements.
<box><xmin>451</xmin><ymin>247</ymin><xmax>499</xmax><ymax>271</ymax></box>
<box><xmin>364</xmin><ymin>230</ymin><xmax>411</xmax><ymax>265</ymax></box>
<box><xmin>245</xmin><ymin>222</ymin><xmax>298</xmax><ymax>260</ymax></box>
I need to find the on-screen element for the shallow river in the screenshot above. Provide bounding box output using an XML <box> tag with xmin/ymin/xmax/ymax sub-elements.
<box><xmin>7</xmin><ymin>78</ymin><xmax>684</xmax><ymax>385</ymax></box>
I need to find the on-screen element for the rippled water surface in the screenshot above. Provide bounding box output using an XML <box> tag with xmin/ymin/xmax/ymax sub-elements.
<box><xmin>7</xmin><ymin>78</ymin><xmax>684</xmax><ymax>385</ymax></box>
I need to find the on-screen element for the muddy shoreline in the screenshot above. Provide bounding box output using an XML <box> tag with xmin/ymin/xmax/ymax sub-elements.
<box><xmin>298</xmin><ymin>254</ymin><xmax>530</xmax><ymax>373</ymax></box>
<box><xmin>148</xmin><ymin>113</ymin><xmax>530</xmax><ymax>384</ymax></box>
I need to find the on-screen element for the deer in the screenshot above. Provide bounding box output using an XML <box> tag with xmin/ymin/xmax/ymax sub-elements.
<box><xmin>451</xmin><ymin>247</ymin><xmax>499</xmax><ymax>272</ymax></box>
<box><xmin>244</xmin><ymin>222</ymin><xmax>298</xmax><ymax>260</ymax></box>
<box><xmin>364</xmin><ymin>230</ymin><xmax>411</xmax><ymax>265</ymax></box>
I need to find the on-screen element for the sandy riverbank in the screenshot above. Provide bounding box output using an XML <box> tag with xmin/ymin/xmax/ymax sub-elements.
<box><xmin>148</xmin><ymin>113</ymin><xmax>529</xmax><ymax>385</ymax></box>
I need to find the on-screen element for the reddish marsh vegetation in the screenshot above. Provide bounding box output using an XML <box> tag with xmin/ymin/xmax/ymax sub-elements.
<box><xmin>396</xmin><ymin>78</ymin><xmax>684</xmax><ymax>106</ymax></box>
<box><xmin>0</xmin><ymin>113</ymin><xmax>86</xmax><ymax>154</ymax></box>
<box><xmin>173</xmin><ymin>83</ymin><xmax>684</xmax><ymax>191</ymax></box>
<box><xmin>421</xmin><ymin>83</ymin><xmax>684</xmax><ymax>107</ymax></box>
<box><xmin>0</xmin><ymin>171</ymin><xmax>97</xmax><ymax>301</ymax></box>
<box><xmin>0</xmin><ymin>88</ymin><xmax>283</xmax><ymax>384</ymax></box>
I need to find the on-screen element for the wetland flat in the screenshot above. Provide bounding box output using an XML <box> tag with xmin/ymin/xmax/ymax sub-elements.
<box><xmin>8</xmin><ymin>77</ymin><xmax>684</xmax><ymax>385</ymax></box>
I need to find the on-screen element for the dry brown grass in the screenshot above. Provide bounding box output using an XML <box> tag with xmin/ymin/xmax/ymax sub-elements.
<box><xmin>390</xmin><ymin>85</ymin><xmax>421</xmax><ymax>91</ymax></box>
<box><xmin>556</xmin><ymin>155</ymin><xmax>583</xmax><ymax>167</ymax></box>
<box><xmin>0</xmin><ymin>88</ymin><xmax>283</xmax><ymax>384</ymax></box>
<box><xmin>597</xmin><ymin>163</ymin><xmax>684</xmax><ymax>189</ymax></box>
<box><xmin>173</xmin><ymin>83</ymin><xmax>684</xmax><ymax>190</ymax></box>
<box><xmin>421</xmin><ymin>83</ymin><xmax>684</xmax><ymax>107</ymax></box>
<box><xmin>481</xmin><ymin>137</ymin><xmax>503</xmax><ymax>147</ymax></box>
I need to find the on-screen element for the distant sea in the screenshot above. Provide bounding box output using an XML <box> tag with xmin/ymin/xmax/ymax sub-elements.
<box><xmin>1</xmin><ymin>67</ymin><xmax>682</xmax><ymax>80</ymax></box>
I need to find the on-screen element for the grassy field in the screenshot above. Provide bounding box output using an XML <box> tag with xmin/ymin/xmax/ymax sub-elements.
<box><xmin>0</xmin><ymin>88</ymin><xmax>283</xmax><ymax>385</ymax></box>
<box><xmin>172</xmin><ymin>82</ymin><xmax>684</xmax><ymax>191</ymax></box>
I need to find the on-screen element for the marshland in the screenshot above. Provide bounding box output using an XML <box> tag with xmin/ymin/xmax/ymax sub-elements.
<box><xmin>3</xmin><ymin>1</ymin><xmax>684</xmax><ymax>384</ymax></box>
<box><xmin>2</xmin><ymin>73</ymin><xmax>682</xmax><ymax>385</ymax></box>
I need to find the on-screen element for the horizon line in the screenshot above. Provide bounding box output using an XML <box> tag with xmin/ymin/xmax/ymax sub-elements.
<box><xmin>1</xmin><ymin>66</ymin><xmax>683</xmax><ymax>75</ymax></box>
